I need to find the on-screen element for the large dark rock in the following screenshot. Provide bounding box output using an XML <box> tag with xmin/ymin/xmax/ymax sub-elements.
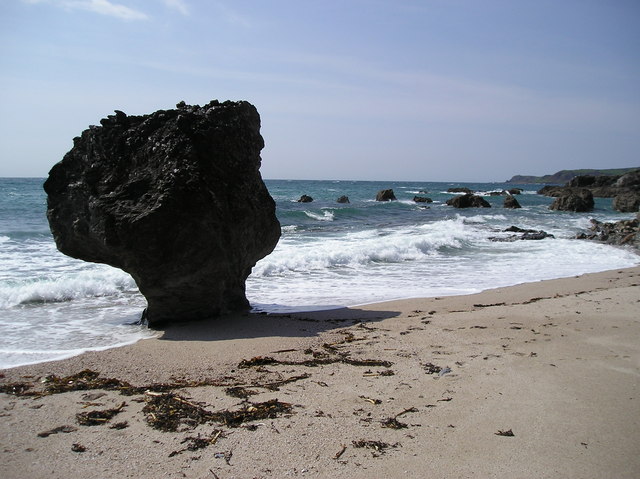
<box><xmin>413</xmin><ymin>196</ymin><xmax>433</xmax><ymax>203</ymax></box>
<box><xmin>297</xmin><ymin>195</ymin><xmax>313</xmax><ymax>203</ymax></box>
<box><xmin>44</xmin><ymin>100</ymin><xmax>281</xmax><ymax>326</ymax></box>
<box><xmin>503</xmin><ymin>195</ymin><xmax>521</xmax><ymax>209</ymax></box>
<box><xmin>376</xmin><ymin>189</ymin><xmax>397</xmax><ymax>201</ymax></box>
<box><xmin>446</xmin><ymin>194</ymin><xmax>490</xmax><ymax>208</ymax></box>
<box><xmin>336</xmin><ymin>195</ymin><xmax>350</xmax><ymax>204</ymax></box>
<box><xmin>612</xmin><ymin>192</ymin><xmax>640</xmax><ymax>212</ymax></box>
<box><xmin>549</xmin><ymin>188</ymin><xmax>594</xmax><ymax>212</ymax></box>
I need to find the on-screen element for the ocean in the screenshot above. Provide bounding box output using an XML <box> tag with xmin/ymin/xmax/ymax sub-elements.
<box><xmin>1</xmin><ymin>177</ymin><xmax>638</xmax><ymax>369</ymax></box>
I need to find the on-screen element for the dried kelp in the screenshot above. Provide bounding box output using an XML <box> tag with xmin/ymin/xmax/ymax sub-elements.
<box><xmin>45</xmin><ymin>369</ymin><xmax>128</xmax><ymax>395</ymax></box>
<box><xmin>210</xmin><ymin>399</ymin><xmax>293</xmax><ymax>428</ymax></box>
<box><xmin>0</xmin><ymin>382</ymin><xmax>37</xmax><ymax>396</ymax></box>
<box><xmin>423</xmin><ymin>362</ymin><xmax>442</xmax><ymax>374</ymax></box>
<box><xmin>237</xmin><ymin>356</ymin><xmax>279</xmax><ymax>368</ymax></box>
<box><xmin>110</xmin><ymin>421</ymin><xmax>129</xmax><ymax>430</ymax></box>
<box><xmin>37</xmin><ymin>425</ymin><xmax>78</xmax><ymax>437</ymax></box>
<box><xmin>144</xmin><ymin>392</ymin><xmax>294</xmax><ymax>432</ymax></box>
<box><xmin>0</xmin><ymin>369</ymin><xmax>229</xmax><ymax>399</ymax></box>
<box><xmin>380</xmin><ymin>417</ymin><xmax>407</xmax><ymax>429</ymax></box>
<box><xmin>251</xmin><ymin>373</ymin><xmax>311</xmax><ymax>392</ymax></box>
<box><xmin>352</xmin><ymin>439</ymin><xmax>399</xmax><ymax>454</ymax></box>
<box><xmin>76</xmin><ymin>401</ymin><xmax>126</xmax><ymax>426</ymax></box>
<box><xmin>225</xmin><ymin>386</ymin><xmax>259</xmax><ymax>399</ymax></box>
<box><xmin>333</xmin><ymin>445</ymin><xmax>347</xmax><ymax>460</ymax></box>
<box><xmin>380</xmin><ymin>406</ymin><xmax>418</xmax><ymax>429</ymax></box>
<box><xmin>168</xmin><ymin>430</ymin><xmax>225</xmax><ymax>457</ymax></box>
<box><xmin>143</xmin><ymin>393</ymin><xmax>212</xmax><ymax>432</ymax></box>
<box><xmin>238</xmin><ymin>355</ymin><xmax>392</xmax><ymax>369</ymax></box>
<box><xmin>71</xmin><ymin>443</ymin><xmax>86</xmax><ymax>453</ymax></box>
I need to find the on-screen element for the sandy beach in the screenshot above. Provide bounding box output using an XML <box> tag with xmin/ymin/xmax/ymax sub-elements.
<box><xmin>1</xmin><ymin>266</ymin><xmax>639</xmax><ymax>479</ymax></box>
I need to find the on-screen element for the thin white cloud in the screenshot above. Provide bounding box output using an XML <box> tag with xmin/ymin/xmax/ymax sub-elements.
<box><xmin>65</xmin><ymin>0</ymin><xmax>148</xmax><ymax>21</ymax></box>
<box><xmin>164</xmin><ymin>0</ymin><xmax>188</xmax><ymax>16</ymax></box>
<box><xmin>22</xmin><ymin>0</ymin><xmax>148</xmax><ymax>21</ymax></box>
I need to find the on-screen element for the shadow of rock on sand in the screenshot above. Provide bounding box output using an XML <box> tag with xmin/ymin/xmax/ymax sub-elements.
<box><xmin>157</xmin><ymin>306</ymin><xmax>401</xmax><ymax>342</ymax></box>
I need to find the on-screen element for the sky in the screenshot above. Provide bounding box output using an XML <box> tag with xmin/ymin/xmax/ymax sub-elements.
<box><xmin>0</xmin><ymin>0</ymin><xmax>639</xmax><ymax>182</ymax></box>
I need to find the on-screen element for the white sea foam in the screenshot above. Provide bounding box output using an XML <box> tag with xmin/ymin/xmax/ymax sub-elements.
<box><xmin>304</xmin><ymin>210</ymin><xmax>335</xmax><ymax>221</ymax></box>
<box><xmin>0</xmin><ymin>268</ymin><xmax>136</xmax><ymax>309</ymax></box>
<box><xmin>252</xmin><ymin>217</ymin><xmax>480</xmax><ymax>277</ymax></box>
<box><xmin>248</xmin><ymin>216</ymin><xmax>639</xmax><ymax>312</ymax></box>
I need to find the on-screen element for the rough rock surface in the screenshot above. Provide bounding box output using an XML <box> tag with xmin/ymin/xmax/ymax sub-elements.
<box><xmin>413</xmin><ymin>196</ymin><xmax>433</xmax><ymax>203</ymax></box>
<box><xmin>44</xmin><ymin>100</ymin><xmax>281</xmax><ymax>326</ymax></box>
<box><xmin>446</xmin><ymin>194</ymin><xmax>491</xmax><ymax>208</ymax></box>
<box><xmin>336</xmin><ymin>195</ymin><xmax>350</xmax><ymax>204</ymax></box>
<box><xmin>489</xmin><ymin>226</ymin><xmax>554</xmax><ymax>242</ymax></box>
<box><xmin>503</xmin><ymin>195</ymin><xmax>521</xmax><ymax>209</ymax></box>
<box><xmin>576</xmin><ymin>216</ymin><xmax>639</xmax><ymax>249</ymax></box>
<box><xmin>548</xmin><ymin>188</ymin><xmax>594</xmax><ymax>212</ymax></box>
<box><xmin>297</xmin><ymin>195</ymin><xmax>313</xmax><ymax>203</ymax></box>
<box><xmin>376</xmin><ymin>189</ymin><xmax>397</xmax><ymax>201</ymax></box>
<box><xmin>539</xmin><ymin>170</ymin><xmax>640</xmax><ymax>211</ymax></box>
<box><xmin>612</xmin><ymin>192</ymin><xmax>640</xmax><ymax>213</ymax></box>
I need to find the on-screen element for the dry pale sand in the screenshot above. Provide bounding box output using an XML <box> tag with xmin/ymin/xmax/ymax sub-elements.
<box><xmin>1</xmin><ymin>267</ymin><xmax>639</xmax><ymax>479</ymax></box>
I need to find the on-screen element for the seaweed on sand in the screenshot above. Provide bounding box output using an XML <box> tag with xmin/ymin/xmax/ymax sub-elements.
<box><xmin>143</xmin><ymin>392</ymin><xmax>213</xmax><ymax>432</ymax></box>
<box><xmin>210</xmin><ymin>399</ymin><xmax>293</xmax><ymax>428</ymax></box>
<box><xmin>143</xmin><ymin>392</ymin><xmax>294</xmax><ymax>432</ymax></box>
<box><xmin>380</xmin><ymin>406</ymin><xmax>418</xmax><ymax>429</ymax></box>
<box><xmin>76</xmin><ymin>401</ymin><xmax>126</xmax><ymax>426</ymax></box>
<box><xmin>352</xmin><ymin>439</ymin><xmax>399</xmax><ymax>455</ymax></box>
<box><xmin>380</xmin><ymin>417</ymin><xmax>408</xmax><ymax>429</ymax></box>
<box><xmin>0</xmin><ymin>369</ymin><xmax>228</xmax><ymax>398</ymax></box>
<box><xmin>225</xmin><ymin>386</ymin><xmax>259</xmax><ymax>399</ymax></box>
<box><xmin>0</xmin><ymin>382</ymin><xmax>36</xmax><ymax>396</ymax></box>
<box><xmin>238</xmin><ymin>355</ymin><xmax>393</xmax><ymax>369</ymax></box>
<box><xmin>168</xmin><ymin>430</ymin><xmax>225</xmax><ymax>457</ymax></box>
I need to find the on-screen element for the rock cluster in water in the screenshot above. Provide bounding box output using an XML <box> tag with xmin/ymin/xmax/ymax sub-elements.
<box><xmin>539</xmin><ymin>169</ymin><xmax>640</xmax><ymax>212</ymax></box>
<box><xmin>576</xmin><ymin>215</ymin><xmax>640</xmax><ymax>249</ymax></box>
<box><xmin>446</xmin><ymin>193</ymin><xmax>491</xmax><ymax>208</ymax></box>
<box><xmin>44</xmin><ymin>100</ymin><xmax>281</xmax><ymax>326</ymax></box>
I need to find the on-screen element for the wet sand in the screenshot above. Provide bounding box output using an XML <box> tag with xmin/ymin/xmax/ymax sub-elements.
<box><xmin>1</xmin><ymin>266</ymin><xmax>639</xmax><ymax>478</ymax></box>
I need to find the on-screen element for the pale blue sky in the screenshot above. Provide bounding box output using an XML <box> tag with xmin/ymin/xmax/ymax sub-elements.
<box><xmin>1</xmin><ymin>0</ymin><xmax>638</xmax><ymax>181</ymax></box>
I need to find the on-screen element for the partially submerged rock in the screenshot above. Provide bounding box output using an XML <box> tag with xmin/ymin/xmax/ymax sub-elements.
<box><xmin>44</xmin><ymin>100</ymin><xmax>281</xmax><ymax>326</ymax></box>
<box><xmin>336</xmin><ymin>195</ymin><xmax>350</xmax><ymax>204</ymax></box>
<box><xmin>489</xmin><ymin>226</ymin><xmax>554</xmax><ymax>242</ymax></box>
<box><xmin>503</xmin><ymin>195</ymin><xmax>521</xmax><ymax>209</ymax></box>
<box><xmin>297</xmin><ymin>195</ymin><xmax>313</xmax><ymax>203</ymax></box>
<box><xmin>376</xmin><ymin>189</ymin><xmax>397</xmax><ymax>201</ymax></box>
<box><xmin>576</xmin><ymin>216</ymin><xmax>639</xmax><ymax>249</ymax></box>
<box><xmin>549</xmin><ymin>188</ymin><xmax>594</xmax><ymax>212</ymax></box>
<box><xmin>446</xmin><ymin>194</ymin><xmax>490</xmax><ymax>208</ymax></box>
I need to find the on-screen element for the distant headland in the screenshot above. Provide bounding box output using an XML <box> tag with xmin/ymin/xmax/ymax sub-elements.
<box><xmin>506</xmin><ymin>167</ymin><xmax>640</xmax><ymax>184</ymax></box>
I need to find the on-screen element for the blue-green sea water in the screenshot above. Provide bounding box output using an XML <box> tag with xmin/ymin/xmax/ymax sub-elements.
<box><xmin>1</xmin><ymin>177</ymin><xmax>638</xmax><ymax>368</ymax></box>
